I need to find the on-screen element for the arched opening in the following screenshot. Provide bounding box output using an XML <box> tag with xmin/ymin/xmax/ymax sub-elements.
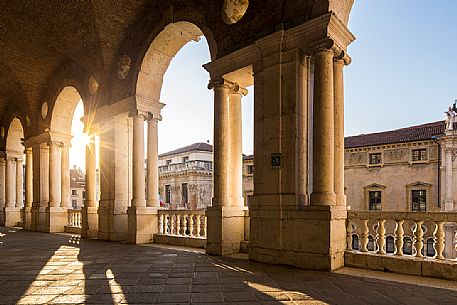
<box><xmin>403</xmin><ymin>236</ymin><xmax>413</xmax><ymax>255</ymax></box>
<box><xmin>352</xmin><ymin>234</ymin><xmax>359</xmax><ymax>250</ymax></box>
<box><xmin>386</xmin><ymin>236</ymin><xmax>395</xmax><ymax>254</ymax></box>
<box><xmin>3</xmin><ymin>117</ymin><xmax>25</xmax><ymax>227</ymax></box>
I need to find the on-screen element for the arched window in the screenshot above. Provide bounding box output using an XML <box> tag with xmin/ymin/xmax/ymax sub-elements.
<box><xmin>426</xmin><ymin>238</ymin><xmax>435</xmax><ymax>257</ymax></box>
<box><xmin>403</xmin><ymin>237</ymin><xmax>413</xmax><ymax>255</ymax></box>
<box><xmin>352</xmin><ymin>234</ymin><xmax>359</xmax><ymax>250</ymax></box>
<box><xmin>367</xmin><ymin>235</ymin><xmax>375</xmax><ymax>251</ymax></box>
<box><xmin>386</xmin><ymin>236</ymin><xmax>395</xmax><ymax>253</ymax></box>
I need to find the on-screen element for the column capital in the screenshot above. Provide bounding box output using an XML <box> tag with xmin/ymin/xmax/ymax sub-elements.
<box><xmin>334</xmin><ymin>50</ymin><xmax>352</xmax><ymax>66</ymax></box>
<box><xmin>129</xmin><ymin>110</ymin><xmax>148</xmax><ymax>120</ymax></box>
<box><xmin>208</xmin><ymin>78</ymin><xmax>248</xmax><ymax>96</ymax></box>
<box><xmin>145</xmin><ymin>112</ymin><xmax>161</xmax><ymax>122</ymax></box>
<box><xmin>47</xmin><ymin>140</ymin><xmax>62</xmax><ymax>148</ymax></box>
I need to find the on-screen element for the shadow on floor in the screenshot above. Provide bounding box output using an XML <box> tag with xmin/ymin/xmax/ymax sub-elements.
<box><xmin>1</xmin><ymin>228</ymin><xmax>457</xmax><ymax>304</ymax></box>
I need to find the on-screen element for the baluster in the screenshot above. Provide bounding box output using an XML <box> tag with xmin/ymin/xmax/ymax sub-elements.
<box><xmin>360</xmin><ymin>219</ymin><xmax>369</xmax><ymax>252</ymax></box>
<box><xmin>394</xmin><ymin>219</ymin><xmax>404</xmax><ymax>256</ymax></box>
<box><xmin>413</xmin><ymin>220</ymin><xmax>424</xmax><ymax>258</ymax></box>
<box><xmin>454</xmin><ymin>230</ymin><xmax>457</xmax><ymax>258</ymax></box>
<box><xmin>183</xmin><ymin>214</ymin><xmax>188</xmax><ymax>236</ymax></box>
<box><xmin>376</xmin><ymin>219</ymin><xmax>386</xmax><ymax>255</ymax></box>
<box><xmin>78</xmin><ymin>212</ymin><xmax>82</xmax><ymax>227</ymax></box>
<box><xmin>170</xmin><ymin>214</ymin><xmax>175</xmax><ymax>235</ymax></box>
<box><xmin>189</xmin><ymin>214</ymin><xmax>195</xmax><ymax>237</ymax></box>
<box><xmin>202</xmin><ymin>216</ymin><xmax>207</xmax><ymax>238</ymax></box>
<box><xmin>346</xmin><ymin>220</ymin><xmax>353</xmax><ymax>251</ymax></box>
<box><xmin>158</xmin><ymin>214</ymin><xmax>163</xmax><ymax>234</ymax></box>
<box><xmin>164</xmin><ymin>214</ymin><xmax>169</xmax><ymax>234</ymax></box>
<box><xmin>434</xmin><ymin>221</ymin><xmax>445</xmax><ymax>260</ymax></box>
<box><xmin>196</xmin><ymin>215</ymin><xmax>202</xmax><ymax>237</ymax></box>
<box><xmin>176</xmin><ymin>214</ymin><xmax>181</xmax><ymax>235</ymax></box>
<box><xmin>68</xmin><ymin>213</ymin><xmax>72</xmax><ymax>226</ymax></box>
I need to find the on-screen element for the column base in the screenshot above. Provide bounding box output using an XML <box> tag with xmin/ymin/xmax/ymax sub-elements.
<box><xmin>310</xmin><ymin>191</ymin><xmax>336</xmax><ymax>206</ymax></box>
<box><xmin>127</xmin><ymin>206</ymin><xmax>158</xmax><ymax>244</ymax></box>
<box><xmin>22</xmin><ymin>206</ymin><xmax>33</xmax><ymax>230</ymax></box>
<box><xmin>41</xmin><ymin>207</ymin><xmax>68</xmax><ymax>233</ymax></box>
<box><xmin>97</xmin><ymin>203</ymin><xmax>128</xmax><ymax>241</ymax></box>
<box><xmin>249</xmin><ymin>204</ymin><xmax>347</xmax><ymax>271</ymax></box>
<box><xmin>3</xmin><ymin>207</ymin><xmax>22</xmax><ymax>227</ymax></box>
<box><xmin>206</xmin><ymin>205</ymin><xmax>246</xmax><ymax>256</ymax></box>
<box><xmin>30</xmin><ymin>203</ymin><xmax>41</xmax><ymax>231</ymax></box>
<box><xmin>82</xmin><ymin>206</ymin><xmax>99</xmax><ymax>239</ymax></box>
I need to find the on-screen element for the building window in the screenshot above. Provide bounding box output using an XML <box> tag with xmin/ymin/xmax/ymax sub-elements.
<box><xmin>368</xmin><ymin>191</ymin><xmax>382</xmax><ymax>211</ymax></box>
<box><xmin>411</xmin><ymin>190</ymin><xmax>426</xmax><ymax>212</ymax></box>
<box><xmin>181</xmin><ymin>183</ymin><xmax>188</xmax><ymax>204</ymax></box>
<box><xmin>247</xmin><ymin>165</ymin><xmax>254</xmax><ymax>175</ymax></box>
<box><xmin>426</xmin><ymin>238</ymin><xmax>435</xmax><ymax>257</ymax></box>
<box><xmin>403</xmin><ymin>237</ymin><xmax>413</xmax><ymax>255</ymax></box>
<box><xmin>386</xmin><ymin>236</ymin><xmax>395</xmax><ymax>253</ymax></box>
<box><xmin>369</xmin><ymin>153</ymin><xmax>382</xmax><ymax>165</ymax></box>
<box><xmin>165</xmin><ymin>185</ymin><xmax>171</xmax><ymax>203</ymax></box>
<box><xmin>367</xmin><ymin>235</ymin><xmax>375</xmax><ymax>251</ymax></box>
<box><xmin>412</xmin><ymin>148</ymin><xmax>427</xmax><ymax>162</ymax></box>
<box><xmin>72</xmin><ymin>190</ymin><xmax>77</xmax><ymax>196</ymax></box>
<box><xmin>351</xmin><ymin>234</ymin><xmax>359</xmax><ymax>250</ymax></box>
<box><xmin>72</xmin><ymin>200</ymin><xmax>77</xmax><ymax>209</ymax></box>
<box><xmin>183</xmin><ymin>156</ymin><xmax>189</xmax><ymax>163</ymax></box>
<box><xmin>166</xmin><ymin>159</ymin><xmax>172</xmax><ymax>165</ymax></box>
<box><xmin>82</xmin><ymin>191</ymin><xmax>86</xmax><ymax>200</ymax></box>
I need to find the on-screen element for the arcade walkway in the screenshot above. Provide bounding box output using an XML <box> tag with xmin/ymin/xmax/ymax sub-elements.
<box><xmin>0</xmin><ymin>228</ymin><xmax>456</xmax><ymax>305</ymax></box>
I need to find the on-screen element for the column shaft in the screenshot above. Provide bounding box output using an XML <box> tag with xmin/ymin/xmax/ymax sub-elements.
<box><xmin>48</xmin><ymin>142</ymin><xmax>61</xmax><ymax>207</ymax></box>
<box><xmin>15</xmin><ymin>159</ymin><xmax>23</xmax><ymax>208</ymax></box>
<box><xmin>85</xmin><ymin>136</ymin><xmax>97</xmax><ymax>207</ymax></box>
<box><xmin>333</xmin><ymin>59</ymin><xmax>346</xmax><ymax>206</ymax></box>
<box><xmin>132</xmin><ymin>114</ymin><xmax>146</xmax><ymax>207</ymax></box>
<box><xmin>310</xmin><ymin>49</ymin><xmax>336</xmax><ymax>206</ymax></box>
<box><xmin>228</xmin><ymin>92</ymin><xmax>243</xmax><ymax>207</ymax></box>
<box><xmin>0</xmin><ymin>158</ymin><xmax>5</xmax><ymax>210</ymax></box>
<box><xmin>212</xmin><ymin>82</ymin><xmax>230</xmax><ymax>207</ymax></box>
<box><xmin>25</xmin><ymin>148</ymin><xmax>33</xmax><ymax>208</ymax></box>
<box><xmin>5</xmin><ymin>157</ymin><xmax>16</xmax><ymax>208</ymax></box>
<box><xmin>61</xmin><ymin>145</ymin><xmax>70</xmax><ymax>208</ymax></box>
<box><xmin>146</xmin><ymin>118</ymin><xmax>159</xmax><ymax>207</ymax></box>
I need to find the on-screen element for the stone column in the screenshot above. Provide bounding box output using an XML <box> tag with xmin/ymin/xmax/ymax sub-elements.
<box><xmin>228</xmin><ymin>87</ymin><xmax>247</xmax><ymax>207</ymax></box>
<box><xmin>444</xmin><ymin>148</ymin><xmax>454</xmax><ymax>211</ymax></box>
<box><xmin>61</xmin><ymin>144</ymin><xmax>71</xmax><ymax>208</ymax></box>
<box><xmin>127</xmin><ymin>112</ymin><xmax>157</xmax><ymax>244</ymax></box>
<box><xmin>23</xmin><ymin>148</ymin><xmax>33</xmax><ymax>230</ymax></box>
<box><xmin>206</xmin><ymin>79</ymin><xmax>246</xmax><ymax>255</ymax></box>
<box><xmin>32</xmin><ymin>143</ymin><xmax>49</xmax><ymax>232</ymax></box>
<box><xmin>131</xmin><ymin>114</ymin><xmax>146</xmax><ymax>208</ymax></box>
<box><xmin>146</xmin><ymin>116</ymin><xmax>159</xmax><ymax>208</ymax></box>
<box><xmin>310</xmin><ymin>49</ymin><xmax>336</xmax><ymax>206</ymax></box>
<box><xmin>46</xmin><ymin>141</ymin><xmax>66</xmax><ymax>232</ymax></box>
<box><xmin>4</xmin><ymin>156</ymin><xmax>20</xmax><ymax>226</ymax></box>
<box><xmin>333</xmin><ymin>57</ymin><xmax>348</xmax><ymax>206</ymax></box>
<box><xmin>82</xmin><ymin>134</ymin><xmax>98</xmax><ymax>238</ymax></box>
<box><xmin>0</xmin><ymin>156</ymin><xmax>6</xmax><ymax>226</ymax></box>
<box><xmin>48</xmin><ymin>141</ymin><xmax>61</xmax><ymax>208</ymax></box>
<box><xmin>15</xmin><ymin>158</ymin><xmax>23</xmax><ymax>208</ymax></box>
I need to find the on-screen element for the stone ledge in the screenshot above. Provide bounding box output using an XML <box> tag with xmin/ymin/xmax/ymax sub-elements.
<box><xmin>345</xmin><ymin>251</ymin><xmax>457</xmax><ymax>281</ymax></box>
<box><xmin>153</xmin><ymin>234</ymin><xmax>206</xmax><ymax>249</ymax></box>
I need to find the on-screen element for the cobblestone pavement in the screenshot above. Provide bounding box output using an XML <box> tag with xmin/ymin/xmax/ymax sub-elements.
<box><xmin>1</xmin><ymin>227</ymin><xmax>456</xmax><ymax>305</ymax></box>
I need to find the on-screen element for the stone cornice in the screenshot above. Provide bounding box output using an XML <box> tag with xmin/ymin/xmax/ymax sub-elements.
<box><xmin>23</xmin><ymin>130</ymin><xmax>72</xmax><ymax>148</ymax></box>
<box><xmin>204</xmin><ymin>12</ymin><xmax>355</xmax><ymax>82</ymax></box>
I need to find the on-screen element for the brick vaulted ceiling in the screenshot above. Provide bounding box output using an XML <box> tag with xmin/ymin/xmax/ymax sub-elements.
<box><xmin>0</xmin><ymin>1</ymin><xmax>145</xmax><ymax>115</ymax></box>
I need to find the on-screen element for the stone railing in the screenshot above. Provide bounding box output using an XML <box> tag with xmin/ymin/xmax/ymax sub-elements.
<box><xmin>68</xmin><ymin>209</ymin><xmax>82</xmax><ymax>228</ymax></box>
<box><xmin>159</xmin><ymin>160</ymin><xmax>213</xmax><ymax>174</ymax></box>
<box><xmin>346</xmin><ymin>211</ymin><xmax>457</xmax><ymax>280</ymax></box>
<box><xmin>158</xmin><ymin>209</ymin><xmax>207</xmax><ymax>238</ymax></box>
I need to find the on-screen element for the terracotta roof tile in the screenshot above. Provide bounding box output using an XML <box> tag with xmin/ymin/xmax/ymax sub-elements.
<box><xmin>345</xmin><ymin>121</ymin><xmax>445</xmax><ymax>149</ymax></box>
<box><xmin>159</xmin><ymin>142</ymin><xmax>213</xmax><ymax>158</ymax></box>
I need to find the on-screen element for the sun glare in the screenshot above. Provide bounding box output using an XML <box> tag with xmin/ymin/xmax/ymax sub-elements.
<box><xmin>70</xmin><ymin>101</ymin><xmax>87</xmax><ymax>170</ymax></box>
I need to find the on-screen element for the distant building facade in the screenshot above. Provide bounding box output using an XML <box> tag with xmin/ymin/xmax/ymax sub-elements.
<box><xmin>345</xmin><ymin>120</ymin><xmax>456</xmax><ymax>258</ymax></box>
<box><xmin>158</xmin><ymin>143</ymin><xmax>213</xmax><ymax>210</ymax></box>
<box><xmin>70</xmin><ymin>166</ymin><xmax>85</xmax><ymax>209</ymax></box>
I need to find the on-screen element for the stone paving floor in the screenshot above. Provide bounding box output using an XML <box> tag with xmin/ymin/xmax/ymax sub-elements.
<box><xmin>1</xmin><ymin>227</ymin><xmax>457</xmax><ymax>305</ymax></box>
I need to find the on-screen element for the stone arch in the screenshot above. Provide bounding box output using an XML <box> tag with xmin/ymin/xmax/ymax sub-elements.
<box><xmin>6</xmin><ymin>118</ymin><xmax>24</xmax><ymax>154</ymax></box>
<box><xmin>50</xmin><ymin>86</ymin><xmax>84</xmax><ymax>136</ymax></box>
<box><xmin>135</xmin><ymin>21</ymin><xmax>211</xmax><ymax>104</ymax></box>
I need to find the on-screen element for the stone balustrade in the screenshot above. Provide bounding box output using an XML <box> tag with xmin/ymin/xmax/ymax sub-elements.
<box><xmin>67</xmin><ymin>209</ymin><xmax>82</xmax><ymax>228</ymax></box>
<box><xmin>159</xmin><ymin>160</ymin><xmax>213</xmax><ymax>174</ymax></box>
<box><xmin>157</xmin><ymin>209</ymin><xmax>207</xmax><ymax>239</ymax></box>
<box><xmin>346</xmin><ymin>210</ymin><xmax>457</xmax><ymax>280</ymax></box>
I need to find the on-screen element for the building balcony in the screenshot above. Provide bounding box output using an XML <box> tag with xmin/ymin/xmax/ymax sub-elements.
<box><xmin>159</xmin><ymin>160</ymin><xmax>213</xmax><ymax>174</ymax></box>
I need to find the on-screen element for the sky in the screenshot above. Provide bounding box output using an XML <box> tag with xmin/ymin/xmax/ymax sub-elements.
<box><xmin>69</xmin><ymin>1</ymin><xmax>457</xmax><ymax>167</ymax></box>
